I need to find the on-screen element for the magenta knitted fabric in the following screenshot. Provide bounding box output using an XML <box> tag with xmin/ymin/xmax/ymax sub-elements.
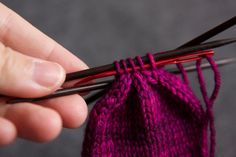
<box><xmin>82</xmin><ymin>53</ymin><xmax>220</xmax><ymax>157</ymax></box>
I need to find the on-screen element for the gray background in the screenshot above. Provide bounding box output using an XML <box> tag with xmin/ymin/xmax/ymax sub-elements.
<box><xmin>0</xmin><ymin>0</ymin><xmax>235</xmax><ymax>156</ymax></box>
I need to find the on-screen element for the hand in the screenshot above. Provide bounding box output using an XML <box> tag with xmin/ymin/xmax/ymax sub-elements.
<box><xmin>0</xmin><ymin>3</ymin><xmax>88</xmax><ymax>145</ymax></box>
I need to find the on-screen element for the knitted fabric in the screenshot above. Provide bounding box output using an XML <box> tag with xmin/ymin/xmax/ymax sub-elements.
<box><xmin>82</xmin><ymin>52</ymin><xmax>220</xmax><ymax>157</ymax></box>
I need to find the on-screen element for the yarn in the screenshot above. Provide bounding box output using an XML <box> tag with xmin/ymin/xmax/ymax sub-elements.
<box><xmin>82</xmin><ymin>52</ymin><xmax>220</xmax><ymax>157</ymax></box>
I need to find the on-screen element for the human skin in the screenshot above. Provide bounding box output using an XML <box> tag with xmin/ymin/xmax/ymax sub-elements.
<box><xmin>0</xmin><ymin>3</ymin><xmax>88</xmax><ymax>145</ymax></box>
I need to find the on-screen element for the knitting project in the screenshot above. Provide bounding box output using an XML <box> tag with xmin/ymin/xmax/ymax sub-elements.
<box><xmin>82</xmin><ymin>52</ymin><xmax>220</xmax><ymax>157</ymax></box>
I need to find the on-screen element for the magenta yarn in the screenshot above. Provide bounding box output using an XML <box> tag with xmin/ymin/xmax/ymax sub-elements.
<box><xmin>82</xmin><ymin>53</ymin><xmax>220</xmax><ymax>157</ymax></box>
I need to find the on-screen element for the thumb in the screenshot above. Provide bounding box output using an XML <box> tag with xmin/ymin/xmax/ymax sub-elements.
<box><xmin>0</xmin><ymin>42</ymin><xmax>65</xmax><ymax>98</ymax></box>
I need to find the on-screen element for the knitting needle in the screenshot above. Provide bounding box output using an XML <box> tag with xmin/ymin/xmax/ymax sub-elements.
<box><xmin>66</xmin><ymin>38</ymin><xmax>236</xmax><ymax>82</ymax></box>
<box><xmin>2</xmin><ymin>39</ymin><xmax>228</xmax><ymax>102</ymax></box>
<box><xmin>7</xmin><ymin>38</ymin><xmax>236</xmax><ymax>103</ymax></box>
<box><xmin>175</xmin><ymin>57</ymin><xmax>236</xmax><ymax>73</ymax></box>
<box><xmin>82</xmin><ymin>16</ymin><xmax>236</xmax><ymax>83</ymax></box>
<box><xmin>6</xmin><ymin>38</ymin><xmax>236</xmax><ymax>103</ymax></box>
<box><xmin>7</xmin><ymin>57</ymin><xmax>236</xmax><ymax>104</ymax></box>
<box><xmin>66</xmin><ymin>16</ymin><xmax>236</xmax><ymax>82</ymax></box>
<box><xmin>179</xmin><ymin>16</ymin><xmax>236</xmax><ymax>48</ymax></box>
<box><xmin>85</xmin><ymin>16</ymin><xmax>236</xmax><ymax>103</ymax></box>
<box><xmin>85</xmin><ymin>57</ymin><xmax>236</xmax><ymax>104</ymax></box>
<box><xmin>75</xmin><ymin>50</ymin><xmax>214</xmax><ymax>84</ymax></box>
<box><xmin>4</xmin><ymin>17</ymin><xmax>236</xmax><ymax>104</ymax></box>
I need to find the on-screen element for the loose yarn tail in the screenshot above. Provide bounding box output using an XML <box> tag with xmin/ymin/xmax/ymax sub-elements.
<box><xmin>196</xmin><ymin>56</ymin><xmax>221</xmax><ymax>157</ymax></box>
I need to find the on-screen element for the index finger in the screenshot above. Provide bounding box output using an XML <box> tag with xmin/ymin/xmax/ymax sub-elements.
<box><xmin>0</xmin><ymin>3</ymin><xmax>88</xmax><ymax>73</ymax></box>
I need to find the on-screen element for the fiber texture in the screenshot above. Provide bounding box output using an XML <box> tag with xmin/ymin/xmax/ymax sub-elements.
<box><xmin>82</xmin><ymin>52</ymin><xmax>220</xmax><ymax>157</ymax></box>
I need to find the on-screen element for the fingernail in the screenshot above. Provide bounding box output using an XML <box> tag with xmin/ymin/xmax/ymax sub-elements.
<box><xmin>33</xmin><ymin>61</ymin><xmax>65</xmax><ymax>89</ymax></box>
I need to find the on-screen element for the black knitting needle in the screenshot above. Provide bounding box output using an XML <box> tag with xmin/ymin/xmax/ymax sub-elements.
<box><xmin>85</xmin><ymin>16</ymin><xmax>236</xmax><ymax>104</ymax></box>
<box><xmin>7</xmin><ymin>57</ymin><xmax>236</xmax><ymax>104</ymax></box>
<box><xmin>7</xmin><ymin>39</ymin><xmax>236</xmax><ymax>104</ymax></box>
<box><xmin>85</xmin><ymin>57</ymin><xmax>236</xmax><ymax>104</ymax></box>
<box><xmin>66</xmin><ymin>16</ymin><xmax>236</xmax><ymax>81</ymax></box>
<box><xmin>66</xmin><ymin>38</ymin><xmax>236</xmax><ymax>82</ymax></box>
<box><xmin>175</xmin><ymin>57</ymin><xmax>236</xmax><ymax>72</ymax></box>
<box><xmin>179</xmin><ymin>16</ymin><xmax>236</xmax><ymax>48</ymax></box>
<box><xmin>4</xmin><ymin>17</ymin><xmax>236</xmax><ymax>104</ymax></box>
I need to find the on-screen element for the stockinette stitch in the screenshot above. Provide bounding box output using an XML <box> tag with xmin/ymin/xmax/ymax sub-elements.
<box><xmin>82</xmin><ymin>52</ymin><xmax>220</xmax><ymax>157</ymax></box>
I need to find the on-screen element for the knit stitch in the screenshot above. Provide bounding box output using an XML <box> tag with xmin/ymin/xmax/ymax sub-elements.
<box><xmin>82</xmin><ymin>52</ymin><xmax>220</xmax><ymax>157</ymax></box>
